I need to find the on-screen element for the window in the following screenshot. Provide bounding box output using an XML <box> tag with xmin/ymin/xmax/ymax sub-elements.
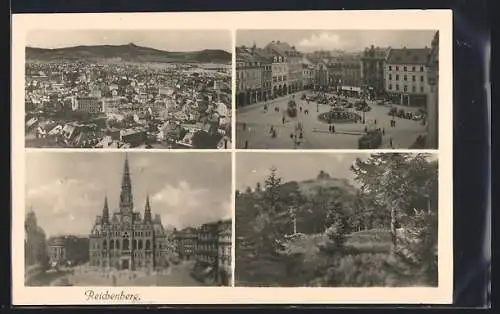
<box><xmin>110</xmin><ymin>240</ymin><xmax>114</xmax><ymax>250</ymax></box>
<box><xmin>116</xmin><ymin>239</ymin><xmax>120</xmax><ymax>249</ymax></box>
<box><xmin>396</xmin><ymin>84</ymin><xmax>400</xmax><ymax>91</ymax></box>
<box><xmin>389</xmin><ymin>84</ymin><xmax>392</xmax><ymax>90</ymax></box>
<box><xmin>146</xmin><ymin>240</ymin><xmax>151</xmax><ymax>250</ymax></box>
<box><xmin>420</xmin><ymin>86</ymin><xmax>424</xmax><ymax>93</ymax></box>
<box><xmin>123</xmin><ymin>238</ymin><xmax>129</xmax><ymax>250</ymax></box>
<box><xmin>389</xmin><ymin>65</ymin><xmax>392</xmax><ymax>71</ymax></box>
<box><xmin>412</xmin><ymin>75</ymin><xmax>416</xmax><ymax>82</ymax></box>
<box><xmin>396</xmin><ymin>66</ymin><xmax>399</xmax><ymax>71</ymax></box>
<box><xmin>389</xmin><ymin>74</ymin><xmax>392</xmax><ymax>80</ymax></box>
<box><xmin>138</xmin><ymin>239</ymin><xmax>143</xmax><ymax>250</ymax></box>
<box><xmin>404</xmin><ymin>85</ymin><xmax>408</xmax><ymax>92</ymax></box>
<box><xmin>420</xmin><ymin>66</ymin><xmax>424</xmax><ymax>72</ymax></box>
<box><xmin>396</xmin><ymin>74</ymin><xmax>399</xmax><ymax>80</ymax></box>
<box><xmin>404</xmin><ymin>66</ymin><xmax>407</xmax><ymax>71</ymax></box>
<box><xmin>412</xmin><ymin>86</ymin><xmax>416</xmax><ymax>93</ymax></box>
<box><xmin>404</xmin><ymin>75</ymin><xmax>407</xmax><ymax>81</ymax></box>
<box><xmin>133</xmin><ymin>239</ymin><xmax>137</xmax><ymax>250</ymax></box>
<box><xmin>420</xmin><ymin>76</ymin><xmax>424</xmax><ymax>82</ymax></box>
<box><xmin>412</xmin><ymin>66</ymin><xmax>416</xmax><ymax>71</ymax></box>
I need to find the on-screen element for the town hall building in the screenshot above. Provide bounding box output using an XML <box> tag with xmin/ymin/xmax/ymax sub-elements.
<box><xmin>89</xmin><ymin>154</ymin><xmax>171</xmax><ymax>270</ymax></box>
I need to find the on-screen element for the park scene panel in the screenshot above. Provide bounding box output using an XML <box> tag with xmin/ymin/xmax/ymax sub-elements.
<box><xmin>24</xmin><ymin>152</ymin><xmax>232</xmax><ymax>286</ymax></box>
<box><xmin>235</xmin><ymin>152</ymin><xmax>438</xmax><ymax>287</ymax></box>
<box><xmin>235</xmin><ymin>30</ymin><xmax>439</xmax><ymax>149</ymax></box>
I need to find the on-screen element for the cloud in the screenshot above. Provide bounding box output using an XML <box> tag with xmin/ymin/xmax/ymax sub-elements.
<box><xmin>298</xmin><ymin>32</ymin><xmax>352</xmax><ymax>50</ymax></box>
<box><xmin>151</xmin><ymin>181</ymin><xmax>229</xmax><ymax>229</ymax></box>
<box><xmin>152</xmin><ymin>181</ymin><xmax>208</xmax><ymax>208</ymax></box>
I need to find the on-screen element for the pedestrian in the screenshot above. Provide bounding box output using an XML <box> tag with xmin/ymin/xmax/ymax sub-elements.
<box><xmin>382</xmin><ymin>128</ymin><xmax>385</xmax><ymax>136</ymax></box>
<box><xmin>390</xmin><ymin>137</ymin><xmax>393</xmax><ymax>148</ymax></box>
<box><xmin>364</xmin><ymin>126</ymin><xmax>368</xmax><ymax>133</ymax></box>
<box><xmin>328</xmin><ymin>125</ymin><xmax>332</xmax><ymax>133</ymax></box>
<box><xmin>290</xmin><ymin>132</ymin><xmax>294</xmax><ymax>139</ymax></box>
<box><xmin>282</xmin><ymin>116</ymin><xmax>285</xmax><ymax>124</ymax></box>
<box><xmin>332</xmin><ymin>124</ymin><xmax>335</xmax><ymax>134</ymax></box>
<box><xmin>374</xmin><ymin>119</ymin><xmax>377</xmax><ymax>125</ymax></box>
<box><xmin>244</xmin><ymin>140</ymin><xmax>248</xmax><ymax>149</ymax></box>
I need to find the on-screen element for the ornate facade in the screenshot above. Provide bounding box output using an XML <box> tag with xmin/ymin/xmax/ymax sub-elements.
<box><xmin>89</xmin><ymin>154</ymin><xmax>171</xmax><ymax>270</ymax></box>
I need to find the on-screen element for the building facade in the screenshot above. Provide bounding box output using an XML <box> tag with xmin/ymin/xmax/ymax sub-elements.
<box><xmin>236</xmin><ymin>46</ymin><xmax>263</xmax><ymax>107</ymax></box>
<box><xmin>339</xmin><ymin>53</ymin><xmax>363</xmax><ymax>96</ymax></box>
<box><xmin>72</xmin><ymin>96</ymin><xmax>102</xmax><ymax>113</ymax></box>
<box><xmin>253</xmin><ymin>48</ymin><xmax>273</xmax><ymax>101</ymax></box>
<box><xmin>47</xmin><ymin>237</ymin><xmax>66</xmax><ymax>266</ymax></box>
<box><xmin>426</xmin><ymin>31</ymin><xmax>439</xmax><ymax>149</ymax></box>
<box><xmin>173</xmin><ymin>227</ymin><xmax>197</xmax><ymax>260</ymax></box>
<box><xmin>193</xmin><ymin>219</ymin><xmax>232</xmax><ymax>286</ymax></box>
<box><xmin>25</xmin><ymin>209</ymin><xmax>48</xmax><ymax>267</ymax></box>
<box><xmin>384</xmin><ymin>47</ymin><xmax>431</xmax><ymax>107</ymax></box>
<box><xmin>89</xmin><ymin>154</ymin><xmax>170</xmax><ymax>270</ymax></box>
<box><xmin>301</xmin><ymin>56</ymin><xmax>315</xmax><ymax>90</ymax></box>
<box><xmin>217</xmin><ymin>219</ymin><xmax>232</xmax><ymax>286</ymax></box>
<box><xmin>361</xmin><ymin>45</ymin><xmax>389</xmax><ymax>98</ymax></box>
<box><xmin>265</xmin><ymin>41</ymin><xmax>302</xmax><ymax>94</ymax></box>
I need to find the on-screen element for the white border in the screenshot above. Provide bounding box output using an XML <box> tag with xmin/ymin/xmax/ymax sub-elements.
<box><xmin>12</xmin><ymin>10</ymin><xmax>453</xmax><ymax>305</ymax></box>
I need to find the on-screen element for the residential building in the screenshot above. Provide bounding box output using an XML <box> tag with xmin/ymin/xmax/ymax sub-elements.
<box><xmin>301</xmin><ymin>56</ymin><xmax>315</xmax><ymax>90</ymax></box>
<box><xmin>426</xmin><ymin>31</ymin><xmax>439</xmax><ymax>149</ymax></box>
<box><xmin>384</xmin><ymin>47</ymin><xmax>431</xmax><ymax>106</ymax></box>
<box><xmin>88</xmin><ymin>155</ymin><xmax>170</xmax><ymax>270</ymax></box>
<box><xmin>265</xmin><ymin>40</ymin><xmax>302</xmax><ymax>94</ymax></box>
<box><xmin>361</xmin><ymin>45</ymin><xmax>390</xmax><ymax>98</ymax></box>
<box><xmin>339</xmin><ymin>53</ymin><xmax>363</xmax><ymax>96</ymax></box>
<box><xmin>236</xmin><ymin>46</ymin><xmax>263</xmax><ymax>107</ymax></box>
<box><xmin>102</xmin><ymin>96</ymin><xmax>122</xmax><ymax>114</ymax></box>
<box><xmin>173</xmin><ymin>227</ymin><xmax>197</xmax><ymax>260</ymax></box>
<box><xmin>194</xmin><ymin>221</ymin><xmax>220</xmax><ymax>285</ymax></box>
<box><xmin>253</xmin><ymin>48</ymin><xmax>273</xmax><ymax>101</ymax></box>
<box><xmin>217</xmin><ymin>219</ymin><xmax>232</xmax><ymax>286</ymax></box>
<box><xmin>72</xmin><ymin>96</ymin><xmax>102</xmax><ymax>113</ymax></box>
<box><xmin>265</xmin><ymin>42</ymin><xmax>288</xmax><ymax>98</ymax></box>
<box><xmin>47</xmin><ymin>236</ymin><xmax>66</xmax><ymax>266</ymax></box>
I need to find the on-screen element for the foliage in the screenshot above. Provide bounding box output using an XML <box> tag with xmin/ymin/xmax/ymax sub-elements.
<box><xmin>191</xmin><ymin>131</ymin><xmax>219</xmax><ymax>149</ymax></box>
<box><xmin>236</xmin><ymin>156</ymin><xmax>438</xmax><ymax>287</ymax></box>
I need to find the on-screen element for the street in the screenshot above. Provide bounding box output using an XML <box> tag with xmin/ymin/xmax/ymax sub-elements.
<box><xmin>236</xmin><ymin>91</ymin><xmax>427</xmax><ymax>149</ymax></box>
<box><xmin>47</xmin><ymin>261</ymin><xmax>203</xmax><ymax>287</ymax></box>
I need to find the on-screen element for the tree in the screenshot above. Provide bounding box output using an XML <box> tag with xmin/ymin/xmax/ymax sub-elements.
<box><xmin>263</xmin><ymin>166</ymin><xmax>282</xmax><ymax>212</ymax></box>
<box><xmin>351</xmin><ymin>153</ymin><xmax>434</xmax><ymax>254</ymax></box>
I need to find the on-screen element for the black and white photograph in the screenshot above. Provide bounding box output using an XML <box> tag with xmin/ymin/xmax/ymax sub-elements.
<box><xmin>25</xmin><ymin>30</ymin><xmax>232</xmax><ymax>149</ymax></box>
<box><xmin>236</xmin><ymin>30</ymin><xmax>439</xmax><ymax>149</ymax></box>
<box><xmin>235</xmin><ymin>152</ymin><xmax>438</xmax><ymax>287</ymax></box>
<box><xmin>25</xmin><ymin>152</ymin><xmax>232</xmax><ymax>286</ymax></box>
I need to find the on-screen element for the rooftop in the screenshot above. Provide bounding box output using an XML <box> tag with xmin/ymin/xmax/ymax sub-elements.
<box><xmin>387</xmin><ymin>48</ymin><xmax>431</xmax><ymax>65</ymax></box>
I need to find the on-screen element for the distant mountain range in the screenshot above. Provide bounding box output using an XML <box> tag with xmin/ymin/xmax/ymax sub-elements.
<box><xmin>26</xmin><ymin>43</ymin><xmax>231</xmax><ymax>64</ymax></box>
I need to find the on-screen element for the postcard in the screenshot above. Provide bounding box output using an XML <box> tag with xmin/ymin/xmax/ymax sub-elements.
<box><xmin>12</xmin><ymin>10</ymin><xmax>452</xmax><ymax>305</ymax></box>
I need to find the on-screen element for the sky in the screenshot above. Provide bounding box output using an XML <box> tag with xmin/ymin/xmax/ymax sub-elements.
<box><xmin>236</xmin><ymin>152</ymin><xmax>438</xmax><ymax>191</ymax></box>
<box><xmin>26</xmin><ymin>30</ymin><xmax>232</xmax><ymax>52</ymax></box>
<box><xmin>237</xmin><ymin>30</ymin><xmax>436</xmax><ymax>52</ymax></box>
<box><xmin>236</xmin><ymin>152</ymin><xmax>369</xmax><ymax>191</ymax></box>
<box><xmin>26</xmin><ymin>152</ymin><xmax>232</xmax><ymax>237</ymax></box>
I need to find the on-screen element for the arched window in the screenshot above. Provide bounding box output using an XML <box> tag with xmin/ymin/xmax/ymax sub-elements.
<box><xmin>103</xmin><ymin>240</ymin><xmax>107</xmax><ymax>250</ymax></box>
<box><xmin>116</xmin><ymin>239</ymin><xmax>120</xmax><ymax>250</ymax></box>
<box><xmin>110</xmin><ymin>240</ymin><xmax>114</xmax><ymax>250</ymax></box>
<box><xmin>123</xmin><ymin>238</ymin><xmax>129</xmax><ymax>250</ymax></box>
<box><xmin>133</xmin><ymin>239</ymin><xmax>137</xmax><ymax>250</ymax></box>
<box><xmin>145</xmin><ymin>239</ymin><xmax>151</xmax><ymax>250</ymax></box>
<box><xmin>138</xmin><ymin>239</ymin><xmax>143</xmax><ymax>250</ymax></box>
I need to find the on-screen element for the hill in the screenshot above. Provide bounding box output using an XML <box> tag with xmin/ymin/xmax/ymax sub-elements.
<box><xmin>26</xmin><ymin>43</ymin><xmax>231</xmax><ymax>64</ymax></box>
<box><xmin>298</xmin><ymin>177</ymin><xmax>357</xmax><ymax>197</ymax></box>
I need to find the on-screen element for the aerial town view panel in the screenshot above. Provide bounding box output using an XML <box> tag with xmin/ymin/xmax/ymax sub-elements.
<box><xmin>25</xmin><ymin>30</ymin><xmax>232</xmax><ymax>149</ymax></box>
<box><xmin>236</xmin><ymin>30</ymin><xmax>439</xmax><ymax>149</ymax></box>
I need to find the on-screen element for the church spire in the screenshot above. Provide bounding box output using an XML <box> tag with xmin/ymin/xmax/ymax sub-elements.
<box><xmin>102</xmin><ymin>195</ymin><xmax>109</xmax><ymax>223</ymax></box>
<box><xmin>144</xmin><ymin>194</ymin><xmax>152</xmax><ymax>223</ymax></box>
<box><xmin>119</xmin><ymin>153</ymin><xmax>134</xmax><ymax>213</ymax></box>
